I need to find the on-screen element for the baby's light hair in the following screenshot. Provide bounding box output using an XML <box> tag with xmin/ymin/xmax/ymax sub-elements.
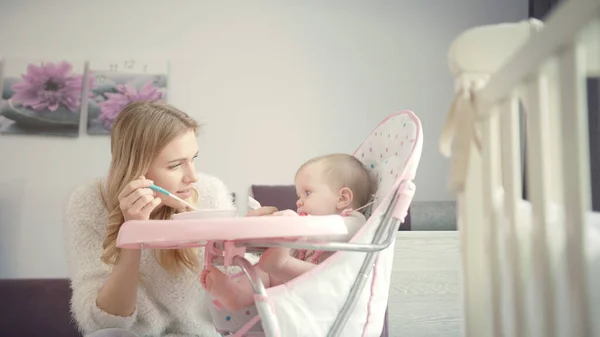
<box><xmin>297</xmin><ymin>153</ymin><xmax>375</xmax><ymax>210</ymax></box>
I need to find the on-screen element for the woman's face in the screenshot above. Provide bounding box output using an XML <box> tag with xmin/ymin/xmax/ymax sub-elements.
<box><xmin>146</xmin><ymin>129</ymin><xmax>199</xmax><ymax>209</ymax></box>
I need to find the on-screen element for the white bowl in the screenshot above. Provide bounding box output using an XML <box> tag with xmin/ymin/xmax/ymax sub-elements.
<box><xmin>172</xmin><ymin>209</ymin><xmax>237</xmax><ymax>220</ymax></box>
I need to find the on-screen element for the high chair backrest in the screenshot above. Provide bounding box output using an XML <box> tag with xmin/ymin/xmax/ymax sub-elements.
<box><xmin>353</xmin><ymin>110</ymin><xmax>423</xmax><ymax>218</ymax></box>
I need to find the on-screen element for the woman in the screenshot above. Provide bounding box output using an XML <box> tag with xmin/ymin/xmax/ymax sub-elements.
<box><xmin>65</xmin><ymin>101</ymin><xmax>276</xmax><ymax>337</ymax></box>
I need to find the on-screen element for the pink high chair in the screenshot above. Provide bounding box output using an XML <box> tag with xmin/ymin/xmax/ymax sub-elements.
<box><xmin>116</xmin><ymin>110</ymin><xmax>423</xmax><ymax>337</ymax></box>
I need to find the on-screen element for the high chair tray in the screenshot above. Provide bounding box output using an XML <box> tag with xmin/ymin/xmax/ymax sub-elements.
<box><xmin>116</xmin><ymin>215</ymin><xmax>348</xmax><ymax>249</ymax></box>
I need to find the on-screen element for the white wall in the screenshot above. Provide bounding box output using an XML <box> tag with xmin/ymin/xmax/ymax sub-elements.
<box><xmin>0</xmin><ymin>0</ymin><xmax>527</xmax><ymax>278</ymax></box>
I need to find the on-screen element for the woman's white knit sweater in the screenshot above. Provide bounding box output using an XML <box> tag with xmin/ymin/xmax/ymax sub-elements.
<box><xmin>65</xmin><ymin>172</ymin><xmax>249</xmax><ymax>337</ymax></box>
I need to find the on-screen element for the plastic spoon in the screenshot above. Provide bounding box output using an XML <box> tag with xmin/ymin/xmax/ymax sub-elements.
<box><xmin>149</xmin><ymin>184</ymin><xmax>197</xmax><ymax>211</ymax></box>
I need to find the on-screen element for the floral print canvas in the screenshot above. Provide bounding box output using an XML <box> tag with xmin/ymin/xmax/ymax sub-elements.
<box><xmin>86</xmin><ymin>59</ymin><xmax>169</xmax><ymax>135</ymax></box>
<box><xmin>0</xmin><ymin>58</ymin><xmax>88</xmax><ymax>137</ymax></box>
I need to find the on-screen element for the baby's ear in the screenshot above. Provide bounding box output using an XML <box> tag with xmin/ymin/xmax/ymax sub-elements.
<box><xmin>337</xmin><ymin>187</ymin><xmax>353</xmax><ymax>209</ymax></box>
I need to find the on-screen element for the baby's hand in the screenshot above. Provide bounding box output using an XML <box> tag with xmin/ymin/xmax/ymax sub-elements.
<box><xmin>246</xmin><ymin>206</ymin><xmax>278</xmax><ymax>217</ymax></box>
<box><xmin>271</xmin><ymin>210</ymin><xmax>300</xmax><ymax>217</ymax></box>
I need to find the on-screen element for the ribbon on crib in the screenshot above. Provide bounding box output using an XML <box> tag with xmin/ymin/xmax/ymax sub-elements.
<box><xmin>439</xmin><ymin>78</ymin><xmax>487</xmax><ymax>193</ymax></box>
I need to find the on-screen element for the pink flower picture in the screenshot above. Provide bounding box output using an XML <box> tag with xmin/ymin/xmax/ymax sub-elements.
<box><xmin>86</xmin><ymin>59</ymin><xmax>169</xmax><ymax>135</ymax></box>
<box><xmin>97</xmin><ymin>81</ymin><xmax>164</xmax><ymax>130</ymax></box>
<box><xmin>0</xmin><ymin>59</ymin><xmax>88</xmax><ymax>137</ymax></box>
<box><xmin>11</xmin><ymin>61</ymin><xmax>89</xmax><ymax>113</ymax></box>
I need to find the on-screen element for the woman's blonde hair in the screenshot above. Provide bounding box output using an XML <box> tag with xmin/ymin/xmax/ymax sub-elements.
<box><xmin>101</xmin><ymin>100</ymin><xmax>201</xmax><ymax>275</ymax></box>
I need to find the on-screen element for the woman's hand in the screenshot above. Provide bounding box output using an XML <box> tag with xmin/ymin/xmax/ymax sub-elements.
<box><xmin>97</xmin><ymin>175</ymin><xmax>156</xmax><ymax>317</ymax></box>
<box><xmin>118</xmin><ymin>176</ymin><xmax>161</xmax><ymax>221</ymax></box>
<box><xmin>246</xmin><ymin>206</ymin><xmax>278</xmax><ymax>217</ymax></box>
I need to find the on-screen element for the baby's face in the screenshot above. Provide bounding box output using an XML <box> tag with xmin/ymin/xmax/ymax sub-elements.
<box><xmin>294</xmin><ymin>164</ymin><xmax>340</xmax><ymax>215</ymax></box>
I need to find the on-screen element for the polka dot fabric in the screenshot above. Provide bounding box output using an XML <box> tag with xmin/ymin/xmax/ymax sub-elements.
<box><xmin>353</xmin><ymin>111</ymin><xmax>422</xmax><ymax>217</ymax></box>
<box><xmin>206</xmin><ymin>293</ymin><xmax>263</xmax><ymax>334</ymax></box>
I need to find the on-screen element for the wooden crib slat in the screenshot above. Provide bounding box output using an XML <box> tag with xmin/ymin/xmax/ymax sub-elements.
<box><xmin>481</xmin><ymin>106</ymin><xmax>503</xmax><ymax>337</ymax></box>
<box><xmin>499</xmin><ymin>96</ymin><xmax>526</xmax><ymax>337</ymax></box>
<box><xmin>458</xmin><ymin>145</ymin><xmax>488</xmax><ymax>337</ymax></box>
<box><xmin>557</xmin><ymin>41</ymin><xmax>593</xmax><ymax>337</ymax></box>
<box><xmin>544</xmin><ymin>60</ymin><xmax>565</xmax><ymax>206</ymax></box>
<box><xmin>583</xmin><ymin>17</ymin><xmax>600</xmax><ymax>77</ymax></box>
<box><xmin>524</xmin><ymin>73</ymin><xmax>556</xmax><ymax>337</ymax></box>
<box><xmin>541</xmin><ymin>59</ymin><xmax>572</xmax><ymax>337</ymax></box>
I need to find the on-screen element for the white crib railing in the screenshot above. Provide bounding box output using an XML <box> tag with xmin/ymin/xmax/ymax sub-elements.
<box><xmin>440</xmin><ymin>0</ymin><xmax>600</xmax><ymax>336</ymax></box>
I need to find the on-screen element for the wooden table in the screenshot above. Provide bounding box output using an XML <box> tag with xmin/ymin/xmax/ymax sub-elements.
<box><xmin>388</xmin><ymin>231</ymin><xmax>463</xmax><ymax>336</ymax></box>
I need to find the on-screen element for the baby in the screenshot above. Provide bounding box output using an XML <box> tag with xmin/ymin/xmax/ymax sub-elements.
<box><xmin>200</xmin><ymin>153</ymin><xmax>375</xmax><ymax>310</ymax></box>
